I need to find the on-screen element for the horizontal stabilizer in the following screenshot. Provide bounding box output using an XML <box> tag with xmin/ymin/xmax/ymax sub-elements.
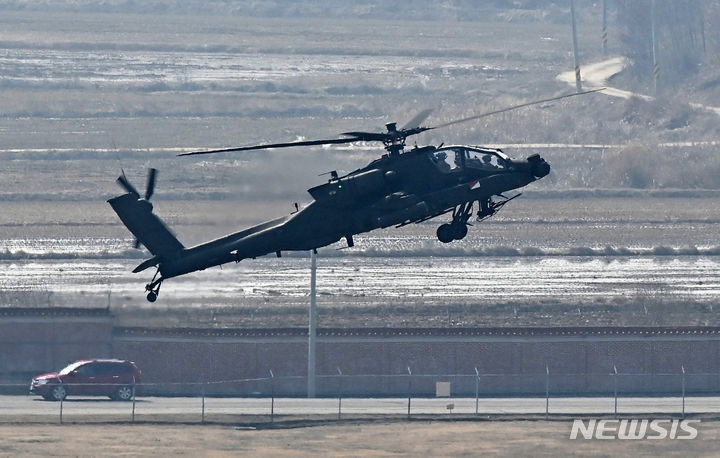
<box><xmin>133</xmin><ymin>256</ymin><xmax>160</xmax><ymax>273</ymax></box>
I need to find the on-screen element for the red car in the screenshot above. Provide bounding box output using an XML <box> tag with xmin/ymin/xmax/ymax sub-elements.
<box><xmin>30</xmin><ymin>359</ymin><xmax>141</xmax><ymax>401</ymax></box>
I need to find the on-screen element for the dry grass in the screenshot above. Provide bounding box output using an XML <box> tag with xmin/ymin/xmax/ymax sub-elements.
<box><xmin>2</xmin><ymin>417</ymin><xmax>720</xmax><ymax>457</ymax></box>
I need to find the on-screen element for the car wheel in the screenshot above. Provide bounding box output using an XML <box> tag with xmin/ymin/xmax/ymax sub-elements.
<box><xmin>49</xmin><ymin>384</ymin><xmax>67</xmax><ymax>401</ymax></box>
<box><xmin>114</xmin><ymin>385</ymin><xmax>134</xmax><ymax>401</ymax></box>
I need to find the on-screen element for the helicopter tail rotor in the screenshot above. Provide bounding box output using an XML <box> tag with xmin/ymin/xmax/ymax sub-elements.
<box><xmin>116</xmin><ymin>170</ymin><xmax>140</xmax><ymax>199</ymax></box>
<box><xmin>114</xmin><ymin>168</ymin><xmax>159</xmax><ymax>249</ymax></box>
<box><xmin>145</xmin><ymin>167</ymin><xmax>157</xmax><ymax>200</ymax></box>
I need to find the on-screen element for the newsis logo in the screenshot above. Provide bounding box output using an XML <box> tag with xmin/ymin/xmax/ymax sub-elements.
<box><xmin>570</xmin><ymin>419</ymin><xmax>700</xmax><ymax>440</ymax></box>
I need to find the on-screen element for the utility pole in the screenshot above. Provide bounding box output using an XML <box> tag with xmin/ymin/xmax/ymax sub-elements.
<box><xmin>651</xmin><ymin>0</ymin><xmax>659</xmax><ymax>96</ymax></box>
<box><xmin>570</xmin><ymin>0</ymin><xmax>583</xmax><ymax>92</ymax></box>
<box><xmin>307</xmin><ymin>249</ymin><xmax>317</xmax><ymax>398</ymax></box>
<box><xmin>602</xmin><ymin>0</ymin><xmax>608</xmax><ymax>55</ymax></box>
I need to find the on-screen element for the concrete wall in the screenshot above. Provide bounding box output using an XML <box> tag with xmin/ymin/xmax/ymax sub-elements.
<box><xmin>0</xmin><ymin>308</ymin><xmax>113</xmax><ymax>391</ymax></box>
<box><xmin>113</xmin><ymin>327</ymin><xmax>720</xmax><ymax>397</ymax></box>
<box><xmin>2</xmin><ymin>308</ymin><xmax>719</xmax><ymax>397</ymax></box>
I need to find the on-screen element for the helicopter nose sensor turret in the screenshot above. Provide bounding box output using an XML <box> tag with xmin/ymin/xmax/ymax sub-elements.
<box><xmin>527</xmin><ymin>154</ymin><xmax>551</xmax><ymax>178</ymax></box>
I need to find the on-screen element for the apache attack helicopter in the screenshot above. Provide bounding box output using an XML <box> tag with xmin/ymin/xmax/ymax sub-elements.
<box><xmin>108</xmin><ymin>89</ymin><xmax>601</xmax><ymax>301</ymax></box>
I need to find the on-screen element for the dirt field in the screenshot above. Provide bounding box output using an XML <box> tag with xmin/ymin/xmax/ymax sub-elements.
<box><xmin>2</xmin><ymin>418</ymin><xmax>719</xmax><ymax>457</ymax></box>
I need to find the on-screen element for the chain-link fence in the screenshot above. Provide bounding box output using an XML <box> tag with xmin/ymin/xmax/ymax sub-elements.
<box><xmin>2</xmin><ymin>366</ymin><xmax>720</xmax><ymax>424</ymax></box>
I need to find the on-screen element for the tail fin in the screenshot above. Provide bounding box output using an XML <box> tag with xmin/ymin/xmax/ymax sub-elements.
<box><xmin>108</xmin><ymin>193</ymin><xmax>184</xmax><ymax>260</ymax></box>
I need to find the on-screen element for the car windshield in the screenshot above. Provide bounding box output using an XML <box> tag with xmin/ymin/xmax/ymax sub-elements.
<box><xmin>58</xmin><ymin>361</ymin><xmax>86</xmax><ymax>375</ymax></box>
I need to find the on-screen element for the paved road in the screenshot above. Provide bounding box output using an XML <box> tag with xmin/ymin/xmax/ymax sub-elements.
<box><xmin>558</xmin><ymin>56</ymin><xmax>720</xmax><ymax>116</ymax></box>
<box><xmin>2</xmin><ymin>395</ymin><xmax>719</xmax><ymax>419</ymax></box>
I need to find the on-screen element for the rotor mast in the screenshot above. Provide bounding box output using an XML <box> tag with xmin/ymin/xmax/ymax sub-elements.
<box><xmin>383</xmin><ymin>122</ymin><xmax>406</xmax><ymax>156</ymax></box>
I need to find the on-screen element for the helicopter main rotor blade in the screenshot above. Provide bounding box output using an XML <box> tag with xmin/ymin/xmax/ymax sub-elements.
<box><xmin>343</xmin><ymin>126</ymin><xmax>432</xmax><ymax>143</ymax></box>
<box><xmin>340</xmin><ymin>131</ymin><xmax>393</xmax><ymax>142</ymax></box>
<box><xmin>179</xmin><ymin>137</ymin><xmax>361</xmax><ymax>156</ymax></box>
<box><xmin>429</xmin><ymin>88</ymin><xmax>605</xmax><ymax>130</ymax></box>
<box><xmin>401</xmin><ymin>108</ymin><xmax>434</xmax><ymax>130</ymax></box>
<box><xmin>179</xmin><ymin>89</ymin><xmax>603</xmax><ymax>157</ymax></box>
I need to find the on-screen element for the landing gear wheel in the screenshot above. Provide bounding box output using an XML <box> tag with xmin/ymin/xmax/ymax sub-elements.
<box><xmin>437</xmin><ymin>224</ymin><xmax>454</xmax><ymax>243</ymax></box>
<box><xmin>146</xmin><ymin>291</ymin><xmax>158</xmax><ymax>302</ymax></box>
<box><xmin>452</xmin><ymin>223</ymin><xmax>468</xmax><ymax>240</ymax></box>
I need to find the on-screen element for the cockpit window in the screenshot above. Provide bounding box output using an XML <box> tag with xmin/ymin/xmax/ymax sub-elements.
<box><xmin>465</xmin><ymin>149</ymin><xmax>506</xmax><ymax>171</ymax></box>
<box><xmin>429</xmin><ymin>149</ymin><xmax>461</xmax><ymax>173</ymax></box>
<box><xmin>430</xmin><ymin>147</ymin><xmax>506</xmax><ymax>173</ymax></box>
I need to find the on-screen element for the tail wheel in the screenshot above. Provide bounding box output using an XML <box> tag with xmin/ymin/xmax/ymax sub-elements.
<box><xmin>145</xmin><ymin>271</ymin><xmax>162</xmax><ymax>302</ymax></box>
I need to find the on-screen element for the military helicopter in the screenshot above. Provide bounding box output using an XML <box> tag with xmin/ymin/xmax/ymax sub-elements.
<box><xmin>108</xmin><ymin>89</ymin><xmax>601</xmax><ymax>301</ymax></box>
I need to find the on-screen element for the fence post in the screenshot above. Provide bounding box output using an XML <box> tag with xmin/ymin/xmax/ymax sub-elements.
<box><xmin>132</xmin><ymin>375</ymin><xmax>137</xmax><ymax>423</ymax></box>
<box><xmin>545</xmin><ymin>365</ymin><xmax>549</xmax><ymax>420</ymax></box>
<box><xmin>337</xmin><ymin>367</ymin><xmax>343</xmax><ymax>421</ymax></box>
<box><xmin>201</xmin><ymin>373</ymin><xmax>206</xmax><ymax>424</ymax></box>
<box><xmin>407</xmin><ymin>366</ymin><xmax>412</xmax><ymax>418</ymax></box>
<box><xmin>681</xmin><ymin>365</ymin><xmax>686</xmax><ymax>419</ymax></box>
<box><xmin>269</xmin><ymin>370</ymin><xmax>275</xmax><ymax>423</ymax></box>
<box><xmin>59</xmin><ymin>396</ymin><xmax>63</xmax><ymax>424</ymax></box>
<box><xmin>613</xmin><ymin>365</ymin><xmax>618</xmax><ymax>417</ymax></box>
<box><xmin>474</xmin><ymin>367</ymin><xmax>479</xmax><ymax>415</ymax></box>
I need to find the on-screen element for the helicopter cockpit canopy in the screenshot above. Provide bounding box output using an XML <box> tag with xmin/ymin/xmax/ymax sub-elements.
<box><xmin>430</xmin><ymin>146</ymin><xmax>509</xmax><ymax>174</ymax></box>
